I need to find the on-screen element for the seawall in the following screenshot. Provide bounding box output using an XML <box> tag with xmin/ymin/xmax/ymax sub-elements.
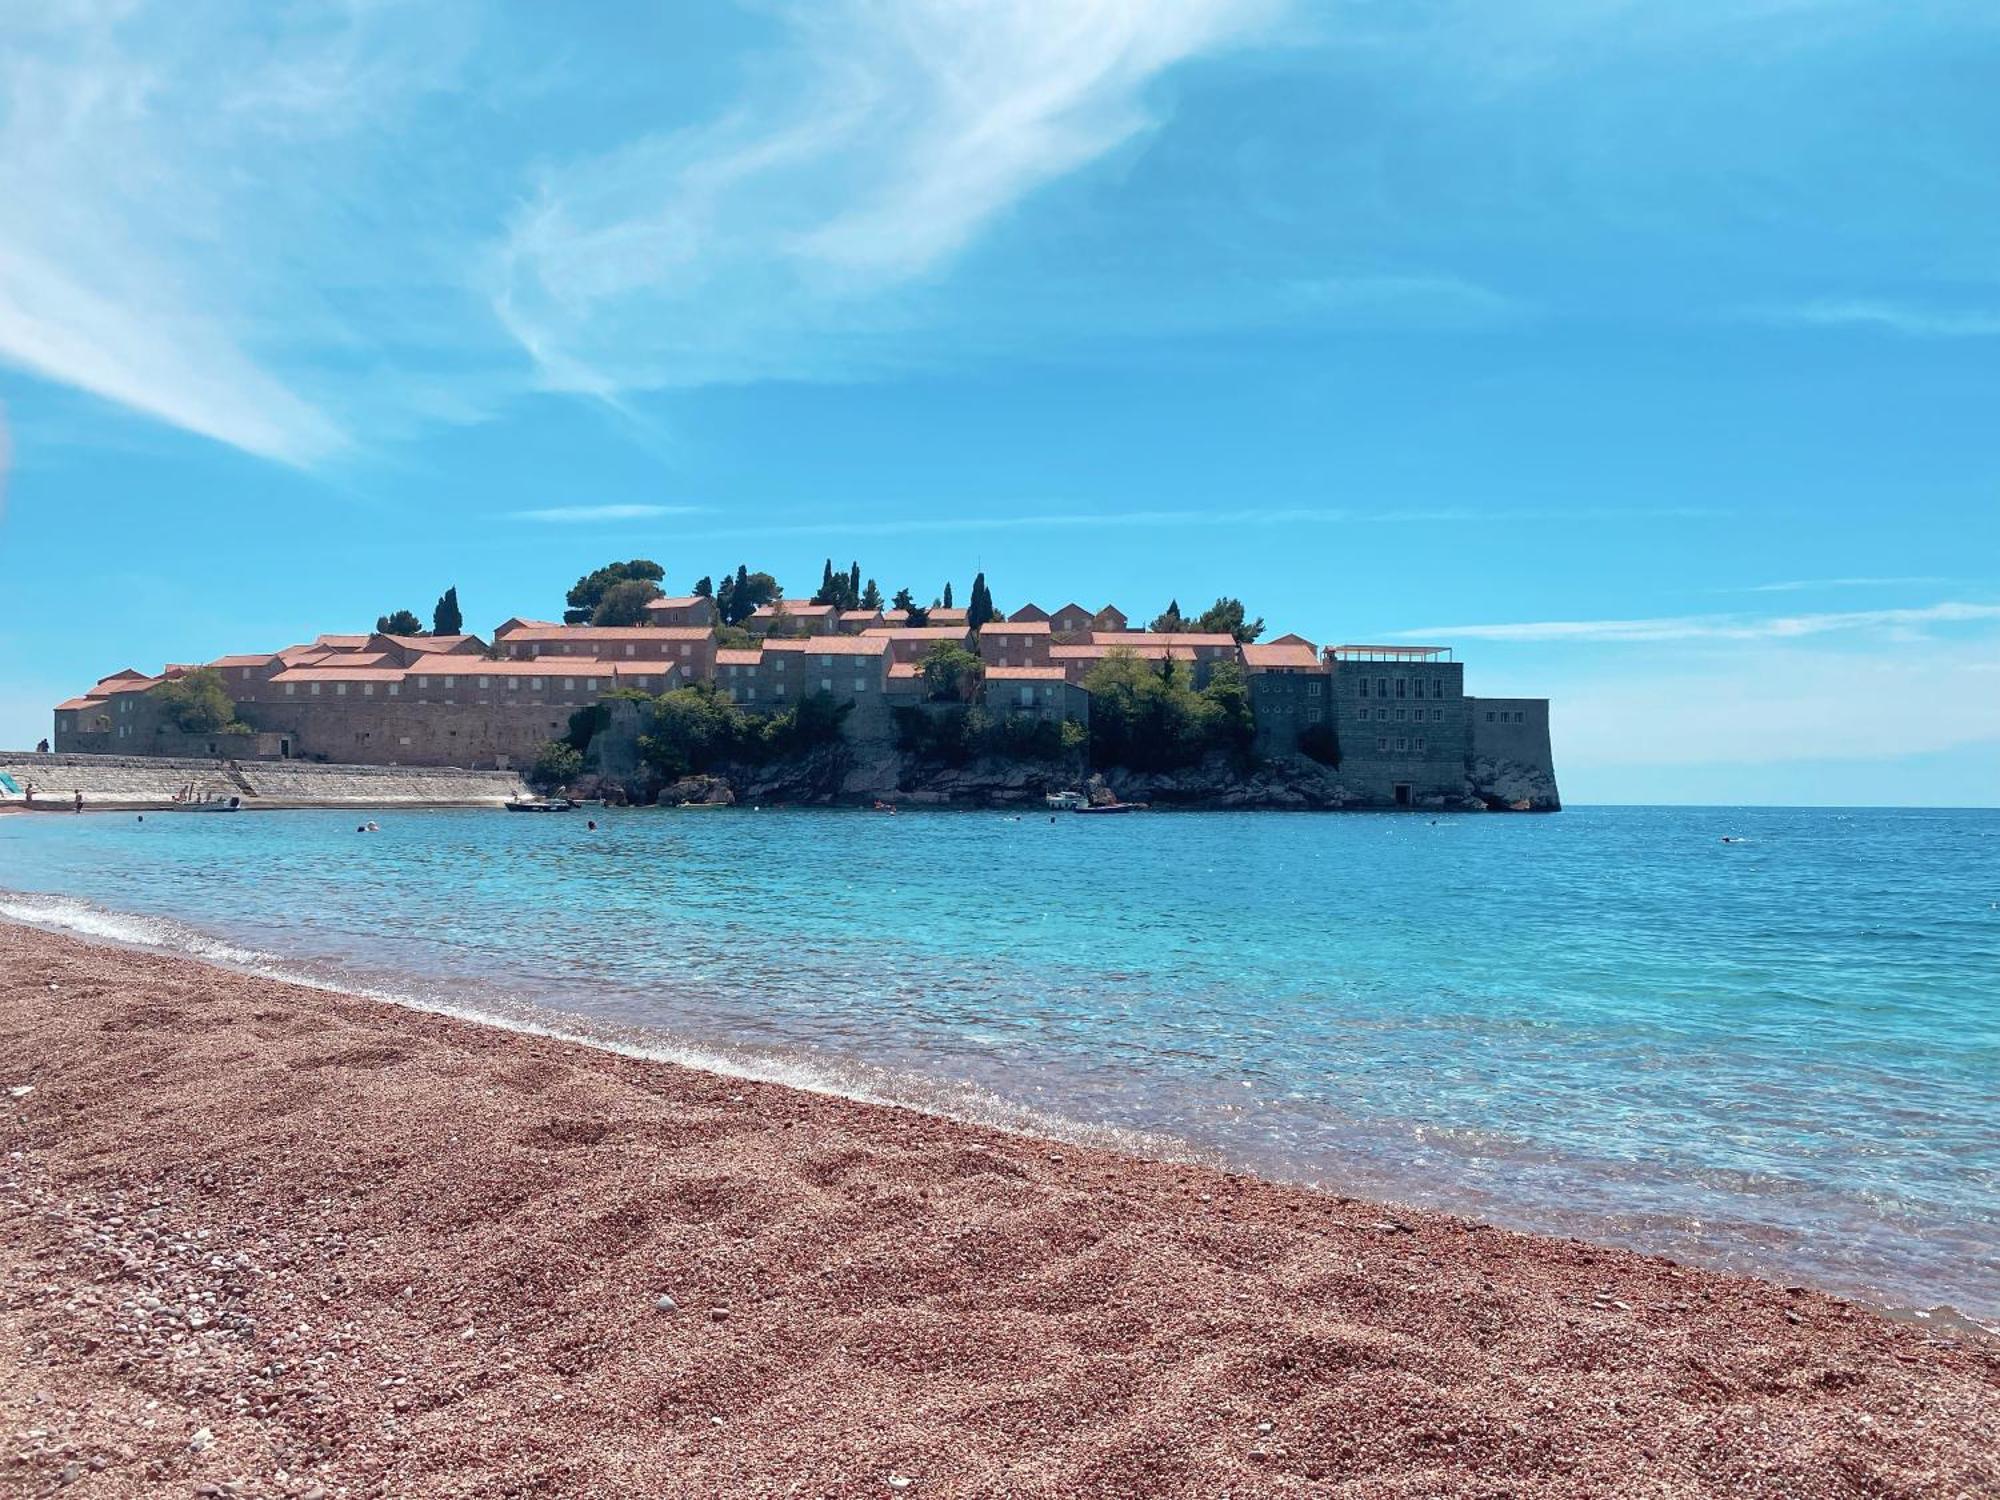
<box><xmin>0</xmin><ymin>752</ymin><xmax>525</xmax><ymax>810</ymax></box>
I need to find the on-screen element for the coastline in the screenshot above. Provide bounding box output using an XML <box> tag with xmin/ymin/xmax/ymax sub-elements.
<box><xmin>3</xmin><ymin>925</ymin><xmax>1994</xmax><ymax>1497</ymax></box>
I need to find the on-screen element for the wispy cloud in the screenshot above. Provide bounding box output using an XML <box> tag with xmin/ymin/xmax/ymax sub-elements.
<box><xmin>490</xmin><ymin>0</ymin><xmax>1286</xmax><ymax>394</ymax></box>
<box><xmin>678</xmin><ymin>502</ymin><xmax>1716</xmax><ymax>542</ymax></box>
<box><xmin>0</xmin><ymin>4</ymin><xmax>470</xmax><ymax>465</ymax></box>
<box><xmin>509</xmin><ymin>503</ymin><xmax>703</xmax><ymax>523</ymax></box>
<box><xmin>1401</xmin><ymin>601</ymin><xmax>2000</xmax><ymax>644</ymax></box>
<box><xmin>1718</xmin><ymin>576</ymin><xmax>1953</xmax><ymax>595</ymax></box>
<box><xmin>1757</xmin><ymin>300</ymin><xmax>2000</xmax><ymax>339</ymax></box>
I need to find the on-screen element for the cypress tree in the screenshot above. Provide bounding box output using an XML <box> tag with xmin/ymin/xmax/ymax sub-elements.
<box><xmin>433</xmin><ymin>586</ymin><xmax>463</xmax><ymax>636</ymax></box>
<box><xmin>943</xmin><ymin>581</ymin><xmax>954</xmax><ymax>610</ymax></box>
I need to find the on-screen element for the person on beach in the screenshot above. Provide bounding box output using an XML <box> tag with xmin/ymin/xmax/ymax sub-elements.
<box><xmin>72</xmin><ymin>789</ymin><xmax>83</xmax><ymax>813</ymax></box>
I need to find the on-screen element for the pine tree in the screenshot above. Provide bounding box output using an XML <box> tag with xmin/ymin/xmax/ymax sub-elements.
<box><xmin>692</xmin><ymin>576</ymin><xmax>713</xmax><ymax>598</ymax></box>
<box><xmin>942</xmin><ymin>581</ymin><xmax>955</xmax><ymax>610</ymax></box>
<box><xmin>433</xmin><ymin>586</ymin><xmax>463</xmax><ymax>636</ymax></box>
<box><xmin>862</xmin><ymin>578</ymin><xmax>883</xmax><ymax>611</ymax></box>
<box><xmin>848</xmin><ymin>562</ymin><xmax>862</xmax><ymax>606</ymax></box>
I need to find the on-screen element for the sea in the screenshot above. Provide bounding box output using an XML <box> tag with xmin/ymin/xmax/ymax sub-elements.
<box><xmin>3</xmin><ymin>802</ymin><xmax>1996</xmax><ymax>1329</ymax></box>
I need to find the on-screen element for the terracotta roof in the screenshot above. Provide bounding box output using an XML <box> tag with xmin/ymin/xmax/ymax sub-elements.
<box><xmin>861</xmin><ymin>626</ymin><xmax>969</xmax><ymax>640</ymax></box>
<box><xmin>313</xmin><ymin>634</ymin><xmax>371</xmax><ymax>649</ymax></box>
<box><xmin>761</xmin><ymin>636</ymin><xmax>890</xmax><ymax>657</ymax></box>
<box><xmin>502</xmin><ymin>626</ymin><xmax>711</xmax><ymax>643</ymax></box>
<box><xmin>268</xmin><ymin>668</ymin><xmax>410</xmax><ymax>684</ymax></box>
<box><xmin>404</xmin><ymin>657</ymin><xmax>656</xmax><ymax>678</ymax></box>
<box><xmin>753</xmin><ymin>600</ymin><xmax>834</xmax><ymax>618</ymax></box>
<box><xmin>1051</xmin><ymin>642</ymin><xmax>1201</xmax><ymax>663</ymax></box>
<box><xmin>96</xmin><ymin>668</ymin><xmax>152</xmax><ymax>684</ymax></box>
<box><xmin>978</xmin><ymin>620</ymin><xmax>1050</xmax><ymax>636</ymax></box>
<box><xmin>880</xmin><ymin>610</ymin><xmax>911</xmax><ymax>625</ymax></box>
<box><xmin>1092</xmin><ymin>632</ymin><xmax>1237</xmax><ymax>648</ymax></box>
<box><xmin>492</xmin><ymin>617</ymin><xmax>561</xmax><ymax>636</ymax></box>
<box><xmin>645</xmin><ymin>596</ymin><xmax>710</xmax><ymax>610</ymax></box>
<box><xmin>55</xmin><ymin>696</ymin><xmax>107</xmax><ymax>712</ymax></box>
<box><xmin>1007</xmin><ymin>603</ymin><xmax>1050</xmax><ymax>622</ymax></box>
<box><xmin>382</xmin><ymin>633</ymin><xmax>482</xmax><ymax>654</ymax></box>
<box><xmin>1243</xmin><ymin>642</ymin><xmax>1322</xmax><ymax>671</ymax></box>
<box><xmin>886</xmin><ymin>662</ymin><xmax>923</xmax><ymax>680</ymax></box>
<box><xmin>1269</xmin><ymin>632</ymin><xmax>1315</xmax><ymax>647</ymax></box>
<box><xmin>984</xmin><ymin>666</ymin><xmax>1068</xmax><ymax>681</ymax></box>
<box><xmin>207</xmin><ymin>653</ymin><xmax>278</xmax><ymax>669</ymax></box>
<box><xmin>715</xmin><ymin>649</ymin><xmax>762</xmax><ymax>666</ymax></box>
<box><xmin>94</xmin><ymin>675</ymin><xmax>160</xmax><ymax>696</ymax></box>
<box><xmin>928</xmin><ymin>607</ymin><xmax>969</xmax><ymax>624</ymax></box>
<box><xmin>839</xmin><ymin>609</ymin><xmax>883</xmax><ymax>622</ymax></box>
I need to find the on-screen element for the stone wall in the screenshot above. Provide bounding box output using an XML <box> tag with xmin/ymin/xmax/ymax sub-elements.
<box><xmin>1327</xmin><ymin>660</ymin><xmax>1475</xmax><ymax>807</ymax></box>
<box><xmin>1466</xmin><ymin>698</ymin><xmax>1560</xmax><ymax>809</ymax></box>
<box><xmin>0</xmin><ymin>753</ymin><xmax>525</xmax><ymax>808</ymax></box>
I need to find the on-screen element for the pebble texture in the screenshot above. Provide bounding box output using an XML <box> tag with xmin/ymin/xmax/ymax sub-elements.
<box><xmin>2</xmin><ymin>924</ymin><xmax>1994</xmax><ymax>1498</ymax></box>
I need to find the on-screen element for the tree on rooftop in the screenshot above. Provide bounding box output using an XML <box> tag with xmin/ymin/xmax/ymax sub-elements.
<box><xmin>919</xmin><ymin>640</ymin><xmax>984</xmax><ymax>703</ymax></box>
<box><xmin>1149</xmin><ymin>599</ymin><xmax>1186</xmax><ymax>633</ymax></box>
<box><xmin>1192</xmin><ymin>596</ymin><xmax>1265</xmax><ymax>644</ymax></box>
<box><xmin>151</xmin><ymin>669</ymin><xmax>243</xmax><ymax>735</ymax></box>
<box><xmin>565</xmin><ymin>560</ymin><xmax>665</xmax><ymax>625</ymax></box>
<box><xmin>592</xmin><ymin>576</ymin><xmax>662</xmax><ymax>626</ymax></box>
<box><xmin>375</xmin><ymin>608</ymin><xmax>423</xmax><ymax>636</ymax></box>
<box><xmin>942</xmin><ymin>581</ymin><xmax>955</xmax><ymax>610</ymax></box>
<box><xmin>848</xmin><ymin>562</ymin><xmax>862</xmax><ymax>604</ymax></box>
<box><xmin>715</xmin><ymin>565</ymin><xmax>778</xmax><ymax>626</ymax></box>
<box><xmin>966</xmin><ymin>572</ymin><xmax>996</xmax><ymax>631</ymax></box>
<box><xmin>433</xmin><ymin>587</ymin><xmax>463</xmax><ymax>636</ymax></box>
<box><xmin>890</xmin><ymin>586</ymin><xmax>928</xmax><ymax>627</ymax></box>
<box><xmin>861</xmin><ymin>578</ymin><xmax>883</xmax><ymax>612</ymax></box>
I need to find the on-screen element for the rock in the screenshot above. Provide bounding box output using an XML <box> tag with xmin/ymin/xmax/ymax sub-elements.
<box><xmin>887</xmin><ymin>1478</ymin><xmax>912</xmax><ymax>1491</ymax></box>
<box><xmin>654</xmin><ymin>1294</ymin><xmax>677</xmax><ymax>1313</ymax></box>
<box><xmin>188</xmin><ymin>1428</ymin><xmax>214</xmax><ymax>1453</ymax></box>
<box><xmin>709</xmin><ymin>1307</ymin><xmax>730</xmax><ymax>1322</ymax></box>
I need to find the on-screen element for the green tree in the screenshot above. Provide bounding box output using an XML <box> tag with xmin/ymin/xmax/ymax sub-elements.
<box><xmin>847</xmin><ymin>562</ymin><xmax>862</xmax><ymax>606</ymax></box>
<box><xmin>592</xmin><ymin>576</ymin><xmax>662</xmax><ymax>625</ymax></box>
<box><xmin>375</xmin><ymin>608</ymin><xmax>423</xmax><ymax>636</ymax></box>
<box><xmin>1191</xmin><ymin>596</ymin><xmax>1265</xmax><ymax>643</ymax></box>
<box><xmin>528</xmin><ymin>740</ymin><xmax>583</xmax><ymax>791</ymax></box>
<box><xmin>759</xmin><ymin>690</ymin><xmax>852</xmax><ymax>757</ymax></box>
<box><xmin>861</xmin><ymin>578</ymin><xmax>883</xmax><ymax>611</ymax></box>
<box><xmin>565</xmin><ymin>703</ymin><xmax>612</xmax><ymax>753</ymax></box>
<box><xmin>1149</xmin><ymin>599</ymin><xmax>1187</xmax><ymax>633</ymax></box>
<box><xmin>919</xmin><ymin>640</ymin><xmax>984</xmax><ymax>702</ymax></box>
<box><xmin>639</xmin><ymin>681</ymin><xmax>745</xmax><ymax>778</ymax></box>
<box><xmin>1082</xmin><ymin>651</ymin><xmax>1209</xmax><ymax>771</ymax></box>
<box><xmin>967</xmin><ymin>571</ymin><xmax>996</xmax><ymax>631</ymax></box>
<box><xmin>433</xmin><ymin>586</ymin><xmax>463</xmax><ymax>636</ymax></box>
<box><xmin>1199</xmin><ymin>658</ymin><xmax>1256</xmax><ymax>756</ymax></box>
<box><xmin>565</xmin><ymin>560</ymin><xmax>665</xmax><ymax>625</ymax></box>
<box><xmin>151</xmin><ymin>669</ymin><xmax>242</xmax><ymax>735</ymax></box>
<box><xmin>692</xmin><ymin>575</ymin><xmax>714</xmax><ymax>598</ymax></box>
<box><xmin>715</xmin><ymin>565</ymin><xmax>779</xmax><ymax>625</ymax></box>
<box><xmin>942</xmin><ymin>581</ymin><xmax>955</xmax><ymax>610</ymax></box>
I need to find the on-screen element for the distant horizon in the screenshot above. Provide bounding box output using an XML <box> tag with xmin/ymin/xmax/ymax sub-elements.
<box><xmin>2</xmin><ymin>3</ymin><xmax>1995</xmax><ymax>806</ymax></box>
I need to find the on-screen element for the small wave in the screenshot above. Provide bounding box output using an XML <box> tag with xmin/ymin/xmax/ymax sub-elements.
<box><xmin>0</xmin><ymin>891</ymin><xmax>272</xmax><ymax>970</ymax></box>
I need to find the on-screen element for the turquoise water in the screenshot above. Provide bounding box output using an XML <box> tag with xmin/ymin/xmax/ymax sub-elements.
<box><xmin>4</xmin><ymin>804</ymin><xmax>1997</xmax><ymax>1324</ymax></box>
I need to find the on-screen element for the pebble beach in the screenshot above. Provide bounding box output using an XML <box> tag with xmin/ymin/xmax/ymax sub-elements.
<box><xmin>3</xmin><ymin>922</ymin><xmax>1995</xmax><ymax>1498</ymax></box>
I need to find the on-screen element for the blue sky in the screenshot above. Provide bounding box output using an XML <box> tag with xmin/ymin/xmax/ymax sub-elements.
<box><xmin>1</xmin><ymin>0</ymin><xmax>1996</xmax><ymax>805</ymax></box>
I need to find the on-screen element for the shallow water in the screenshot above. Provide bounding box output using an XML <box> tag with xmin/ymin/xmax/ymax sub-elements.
<box><xmin>4</xmin><ymin>803</ymin><xmax>1996</xmax><ymax>1324</ymax></box>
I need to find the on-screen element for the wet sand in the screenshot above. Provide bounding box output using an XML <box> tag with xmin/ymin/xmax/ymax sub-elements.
<box><xmin>2</xmin><ymin>924</ymin><xmax>1994</xmax><ymax>1498</ymax></box>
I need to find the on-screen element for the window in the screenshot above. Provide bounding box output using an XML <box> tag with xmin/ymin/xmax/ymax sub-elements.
<box><xmin>443</xmin><ymin>676</ymin><xmax>455</xmax><ymax>689</ymax></box>
<box><xmin>1516</xmin><ymin>710</ymin><xmax>1527</xmax><ymax>724</ymax></box>
<box><xmin>388</xmin><ymin>683</ymin><xmax>399</xmax><ymax>697</ymax></box>
<box><xmin>1357</xmin><ymin>707</ymin><xmax>1370</xmax><ymax>722</ymax></box>
<box><xmin>821</xmin><ymin>677</ymin><xmax>833</xmax><ymax>691</ymax></box>
<box><xmin>745</xmin><ymin>685</ymin><xmax>756</xmax><ymax>701</ymax></box>
<box><xmin>399</xmin><ymin>735</ymin><xmax>412</xmax><ymax>746</ymax></box>
<box><xmin>774</xmin><ymin>682</ymin><xmax>786</xmax><ymax>699</ymax></box>
<box><xmin>1396</xmin><ymin>737</ymin><xmax>1408</xmax><ymax>753</ymax></box>
<box><xmin>1358</xmin><ymin>677</ymin><xmax>1370</xmax><ymax>698</ymax></box>
<box><xmin>773</xmin><ymin>657</ymin><xmax>785</xmax><ymax>671</ymax></box>
<box><xmin>1395</xmin><ymin>708</ymin><xmax>1406</xmax><ymax>722</ymax></box>
<box><xmin>1396</xmin><ymin>678</ymin><xmax>1407</xmax><ymax>698</ymax></box>
<box><xmin>530</xmin><ymin>677</ymin><xmax>543</xmax><ymax>691</ymax></box>
<box><xmin>508</xmin><ymin>680</ymin><xmax>518</xmax><ymax>692</ymax></box>
<box><xmin>1486</xmin><ymin>711</ymin><xmax>1495</xmax><ymax>723</ymax></box>
<box><xmin>1377</xmin><ymin>677</ymin><xmax>1389</xmax><ymax>698</ymax></box>
<box><xmin>586</xmin><ymin>678</ymin><xmax>599</xmax><ymax>691</ymax></box>
<box><xmin>679</xmin><ymin>643</ymin><xmax>691</xmax><ymax>657</ymax></box>
<box><xmin>310</xmin><ymin>683</ymin><xmax>320</xmax><ymax>696</ymax></box>
<box><xmin>854</xmin><ymin>677</ymin><xmax>868</xmax><ymax>693</ymax></box>
<box><xmin>563</xmin><ymin>678</ymin><xmax>575</xmax><ymax>690</ymax></box>
<box><xmin>285</xmin><ymin>683</ymin><xmax>296</xmax><ymax>697</ymax></box>
<box><xmin>1432</xmin><ymin>679</ymin><xmax>1444</xmax><ymax>700</ymax></box>
<box><xmin>625</xmin><ymin>644</ymin><xmax>635</xmax><ymax>657</ymax></box>
<box><xmin>1415</xmin><ymin>736</ymin><xmax>1427</xmax><ymax>753</ymax></box>
<box><xmin>336</xmin><ymin>683</ymin><xmax>347</xmax><ymax>696</ymax></box>
<box><xmin>363</xmin><ymin>684</ymin><xmax>374</xmax><ymax>697</ymax></box>
<box><xmin>1307</xmin><ymin>680</ymin><xmax>1322</xmax><ymax>696</ymax></box>
<box><xmin>1307</xmin><ymin>706</ymin><xmax>1322</xmax><ymax>723</ymax></box>
<box><xmin>478</xmin><ymin>676</ymin><xmax>490</xmax><ymax>688</ymax></box>
<box><xmin>820</xmin><ymin>655</ymin><xmax>833</xmax><ymax>668</ymax></box>
<box><xmin>1376</xmin><ymin>736</ymin><xmax>1389</xmax><ymax>752</ymax></box>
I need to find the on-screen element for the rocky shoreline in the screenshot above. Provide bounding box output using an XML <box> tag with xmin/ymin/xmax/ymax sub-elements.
<box><xmin>3</xmin><ymin>923</ymin><xmax>1993</xmax><ymax>1497</ymax></box>
<box><xmin>627</xmin><ymin>748</ymin><xmax>1561</xmax><ymax>812</ymax></box>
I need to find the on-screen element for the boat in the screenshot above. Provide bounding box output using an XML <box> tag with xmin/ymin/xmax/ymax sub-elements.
<box><xmin>505</xmin><ymin>797</ymin><xmax>575</xmax><ymax>813</ymax></box>
<box><xmin>1044</xmin><ymin>790</ymin><xmax>1087</xmax><ymax>811</ymax></box>
<box><xmin>1073</xmin><ymin>801</ymin><xmax>1145</xmax><ymax>815</ymax></box>
<box><xmin>175</xmin><ymin>795</ymin><xmax>243</xmax><ymax>813</ymax></box>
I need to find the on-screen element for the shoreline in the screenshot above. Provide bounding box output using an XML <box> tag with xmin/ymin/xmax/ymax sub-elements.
<box><xmin>4</xmin><ymin>925</ymin><xmax>1995</xmax><ymax>1496</ymax></box>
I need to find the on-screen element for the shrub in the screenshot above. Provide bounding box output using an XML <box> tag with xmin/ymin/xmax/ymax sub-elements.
<box><xmin>529</xmin><ymin>740</ymin><xmax>583</xmax><ymax>790</ymax></box>
<box><xmin>150</xmin><ymin>669</ymin><xmax>243</xmax><ymax>735</ymax></box>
